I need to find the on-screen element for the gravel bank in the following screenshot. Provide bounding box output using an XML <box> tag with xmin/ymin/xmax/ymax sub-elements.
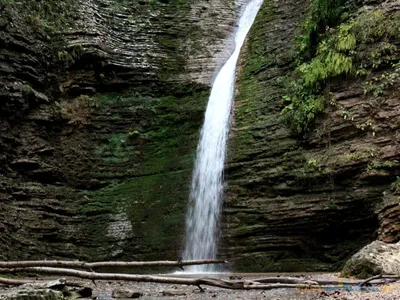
<box><xmin>89</xmin><ymin>273</ymin><xmax>400</xmax><ymax>300</ymax></box>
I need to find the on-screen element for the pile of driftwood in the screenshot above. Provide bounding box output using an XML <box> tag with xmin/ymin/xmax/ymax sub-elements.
<box><xmin>0</xmin><ymin>260</ymin><xmax>399</xmax><ymax>293</ymax></box>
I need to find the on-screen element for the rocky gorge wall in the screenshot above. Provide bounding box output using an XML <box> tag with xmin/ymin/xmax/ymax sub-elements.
<box><xmin>0</xmin><ymin>0</ymin><xmax>244</xmax><ymax>261</ymax></box>
<box><xmin>223</xmin><ymin>0</ymin><xmax>400</xmax><ymax>272</ymax></box>
<box><xmin>0</xmin><ymin>0</ymin><xmax>399</xmax><ymax>273</ymax></box>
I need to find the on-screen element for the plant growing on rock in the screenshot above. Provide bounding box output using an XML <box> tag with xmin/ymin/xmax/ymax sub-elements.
<box><xmin>282</xmin><ymin>21</ymin><xmax>355</xmax><ymax>133</ymax></box>
<box><xmin>60</xmin><ymin>95</ymin><xmax>95</xmax><ymax>125</ymax></box>
<box><xmin>0</xmin><ymin>0</ymin><xmax>14</xmax><ymax>5</ymax></box>
<box><xmin>391</xmin><ymin>177</ymin><xmax>400</xmax><ymax>192</ymax></box>
<box><xmin>281</xmin><ymin>2</ymin><xmax>400</xmax><ymax>135</ymax></box>
<box><xmin>57</xmin><ymin>45</ymin><xmax>83</xmax><ymax>67</ymax></box>
<box><xmin>4</xmin><ymin>0</ymin><xmax>78</xmax><ymax>32</ymax></box>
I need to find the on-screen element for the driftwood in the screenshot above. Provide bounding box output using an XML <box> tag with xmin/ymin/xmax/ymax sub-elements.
<box><xmin>0</xmin><ymin>261</ymin><xmax>399</xmax><ymax>291</ymax></box>
<box><xmin>0</xmin><ymin>277</ymin><xmax>52</xmax><ymax>286</ymax></box>
<box><xmin>0</xmin><ymin>267</ymin><xmax>329</xmax><ymax>290</ymax></box>
<box><xmin>4</xmin><ymin>267</ymin><xmax>398</xmax><ymax>291</ymax></box>
<box><xmin>251</xmin><ymin>277</ymin><xmax>395</xmax><ymax>286</ymax></box>
<box><xmin>0</xmin><ymin>259</ymin><xmax>226</xmax><ymax>270</ymax></box>
<box><xmin>359</xmin><ymin>274</ymin><xmax>400</xmax><ymax>287</ymax></box>
<box><xmin>0</xmin><ymin>277</ymin><xmax>77</xmax><ymax>287</ymax></box>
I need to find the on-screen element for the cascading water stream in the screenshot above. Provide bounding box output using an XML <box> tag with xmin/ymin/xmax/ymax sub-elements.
<box><xmin>182</xmin><ymin>0</ymin><xmax>264</xmax><ymax>273</ymax></box>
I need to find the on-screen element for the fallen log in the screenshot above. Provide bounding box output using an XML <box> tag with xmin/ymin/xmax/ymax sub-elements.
<box><xmin>251</xmin><ymin>277</ymin><xmax>318</xmax><ymax>285</ymax></box>
<box><xmin>251</xmin><ymin>277</ymin><xmax>394</xmax><ymax>286</ymax></box>
<box><xmin>0</xmin><ymin>278</ymin><xmax>72</xmax><ymax>287</ymax></box>
<box><xmin>0</xmin><ymin>259</ymin><xmax>226</xmax><ymax>270</ymax></box>
<box><xmin>359</xmin><ymin>274</ymin><xmax>400</xmax><ymax>287</ymax></box>
<box><xmin>2</xmin><ymin>267</ymin><xmax>399</xmax><ymax>291</ymax></box>
<box><xmin>0</xmin><ymin>278</ymin><xmax>51</xmax><ymax>286</ymax></box>
<box><xmin>0</xmin><ymin>267</ymin><xmax>321</xmax><ymax>290</ymax></box>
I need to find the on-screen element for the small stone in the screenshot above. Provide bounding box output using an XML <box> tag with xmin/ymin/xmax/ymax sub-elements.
<box><xmin>31</xmin><ymin>89</ymin><xmax>49</xmax><ymax>103</ymax></box>
<box><xmin>77</xmin><ymin>287</ymin><xmax>93</xmax><ymax>298</ymax></box>
<box><xmin>161</xmin><ymin>289</ymin><xmax>187</xmax><ymax>296</ymax></box>
<box><xmin>112</xmin><ymin>289</ymin><xmax>142</xmax><ymax>298</ymax></box>
<box><xmin>0</xmin><ymin>288</ymin><xmax>64</xmax><ymax>300</ymax></box>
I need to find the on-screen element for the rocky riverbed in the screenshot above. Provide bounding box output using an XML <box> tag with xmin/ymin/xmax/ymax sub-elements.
<box><xmin>93</xmin><ymin>274</ymin><xmax>400</xmax><ymax>300</ymax></box>
<box><xmin>3</xmin><ymin>273</ymin><xmax>399</xmax><ymax>300</ymax></box>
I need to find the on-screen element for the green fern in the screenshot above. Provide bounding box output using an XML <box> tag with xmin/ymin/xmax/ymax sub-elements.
<box><xmin>282</xmin><ymin>3</ymin><xmax>400</xmax><ymax>135</ymax></box>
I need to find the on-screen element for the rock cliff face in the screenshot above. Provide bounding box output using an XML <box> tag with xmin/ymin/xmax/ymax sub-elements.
<box><xmin>0</xmin><ymin>0</ymin><xmax>399</xmax><ymax>271</ymax></box>
<box><xmin>0</xmin><ymin>0</ymin><xmax>243</xmax><ymax>261</ymax></box>
<box><xmin>223</xmin><ymin>0</ymin><xmax>400</xmax><ymax>271</ymax></box>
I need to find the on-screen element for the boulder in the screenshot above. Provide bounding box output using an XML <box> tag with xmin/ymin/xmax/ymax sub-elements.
<box><xmin>0</xmin><ymin>289</ymin><xmax>63</xmax><ymax>300</ymax></box>
<box><xmin>112</xmin><ymin>289</ymin><xmax>142</xmax><ymax>298</ymax></box>
<box><xmin>341</xmin><ymin>241</ymin><xmax>400</xmax><ymax>279</ymax></box>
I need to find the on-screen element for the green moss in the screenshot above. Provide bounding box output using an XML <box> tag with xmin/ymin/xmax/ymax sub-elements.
<box><xmin>94</xmin><ymin>91</ymin><xmax>208</xmax><ymax>175</ymax></box>
<box><xmin>95</xmin><ymin>133</ymin><xmax>132</xmax><ymax>164</ymax></box>
<box><xmin>4</xmin><ymin>0</ymin><xmax>78</xmax><ymax>32</ymax></box>
<box><xmin>78</xmin><ymin>171</ymin><xmax>190</xmax><ymax>259</ymax></box>
<box><xmin>391</xmin><ymin>177</ymin><xmax>400</xmax><ymax>192</ymax></box>
<box><xmin>282</xmin><ymin>6</ymin><xmax>400</xmax><ymax>134</ymax></box>
<box><xmin>57</xmin><ymin>45</ymin><xmax>83</xmax><ymax>67</ymax></box>
<box><xmin>78</xmin><ymin>88</ymin><xmax>208</xmax><ymax>260</ymax></box>
<box><xmin>233</xmin><ymin>1</ymin><xmax>281</xmax><ymax>129</ymax></box>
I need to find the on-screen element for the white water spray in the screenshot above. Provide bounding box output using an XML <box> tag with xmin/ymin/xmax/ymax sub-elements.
<box><xmin>182</xmin><ymin>0</ymin><xmax>264</xmax><ymax>273</ymax></box>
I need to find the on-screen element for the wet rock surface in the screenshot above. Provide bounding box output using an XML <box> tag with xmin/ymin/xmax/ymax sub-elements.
<box><xmin>223</xmin><ymin>0</ymin><xmax>400</xmax><ymax>272</ymax></box>
<box><xmin>112</xmin><ymin>288</ymin><xmax>142</xmax><ymax>298</ymax></box>
<box><xmin>0</xmin><ymin>0</ymin><xmax>244</xmax><ymax>261</ymax></box>
<box><xmin>342</xmin><ymin>241</ymin><xmax>400</xmax><ymax>278</ymax></box>
<box><xmin>0</xmin><ymin>289</ymin><xmax>63</xmax><ymax>300</ymax></box>
<box><xmin>0</xmin><ymin>279</ymin><xmax>68</xmax><ymax>300</ymax></box>
<box><xmin>0</xmin><ymin>0</ymin><xmax>399</xmax><ymax>272</ymax></box>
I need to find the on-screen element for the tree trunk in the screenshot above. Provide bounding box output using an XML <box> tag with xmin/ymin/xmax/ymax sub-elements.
<box><xmin>0</xmin><ymin>259</ymin><xmax>226</xmax><ymax>270</ymax></box>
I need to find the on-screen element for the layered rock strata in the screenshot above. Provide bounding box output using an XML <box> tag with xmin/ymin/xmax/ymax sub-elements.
<box><xmin>223</xmin><ymin>0</ymin><xmax>400</xmax><ymax>271</ymax></box>
<box><xmin>0</xmin><ymin>0</ymin><xmax>243</xmax><ymax>261</ymax></box>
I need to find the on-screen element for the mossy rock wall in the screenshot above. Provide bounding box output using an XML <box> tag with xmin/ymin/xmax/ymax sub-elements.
<box><xmin>74</xmin><ymin>92</ymin><xmax>209</xmax><ymax>260</ymax></box>
<box><xmin>223</xmin><ymin>0</ymin><xmax>400</xmax><ymax>272</ymax></box>
<box><xmin>0</xmin><ymin>0</ymin><xmax>241</xmax><ymax>261</ymax></box>
<box><xmin>1</xmin><ymin>0</ymin><xmax>399</xmax><ymax>270</ymax></box>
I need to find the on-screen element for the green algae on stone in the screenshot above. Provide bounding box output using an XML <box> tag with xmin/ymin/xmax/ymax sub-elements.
<box><xmin>76</xmin><ymin>89</ymin><xmax>208</xmax><ymax>260</ymax></box>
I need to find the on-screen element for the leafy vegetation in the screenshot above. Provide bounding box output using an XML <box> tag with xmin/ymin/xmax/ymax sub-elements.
<box><xmin>2</xmin><ymin>0</ymin><xmax>78</xmax><ymax>32</ymax></box>
<box><xmin>298</xmin><ymin>0</ymin><xmax>348</xmax><ymax>60</ymax></box>
<box><xmin>57</xmin><ymin>45</ymin><xmax>83</xmax><ymax>68</ymax></box>
<box><xmin>392</xmin><ymin>177</ymin><xmax>400</xmax><ymax>192</ymax></box>
<box><xmin>282</xmin><ymin>14</ymin><xmax>356</xmax><ymax>133</ymax></box>
<box><xmin>282</xmin><ymin>1</ymin><xmax>400</xmax><ymax>134</ymax></box>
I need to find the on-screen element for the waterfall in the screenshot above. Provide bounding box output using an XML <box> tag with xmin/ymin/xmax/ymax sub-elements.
<box><xmin>182</xmin><ymin>0</ymin><xmax>264</xmax><ymax>273</ymax></box>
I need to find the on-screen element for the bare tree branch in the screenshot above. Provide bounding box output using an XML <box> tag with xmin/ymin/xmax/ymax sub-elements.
<box><xmin>252</xmin><ymin>277</ymin><xmax>394</xmax><ymax>286</ymax></box>
<box><xmin>359</xmin><ymin>274</ymin><xmax>400</xmax><ymax>287</ymax></box>
<box><xmin>2</xmin><ymin>266</ymin><xmax>398</xmax><ymax>291</ymax></box>
<box><xmin>0</xmin><ymin>259</ymin><xmax>226</xmax><ymax>270</ymax></box>
<box><xmin>0</xmin><ymin>278</ymin><xmax>49</xmax><ymax>286</ymax></box>
<box><xmin>0</xmin><ymin>267</ymin><xmax>321</xmax><ymax>290</ymax></box>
